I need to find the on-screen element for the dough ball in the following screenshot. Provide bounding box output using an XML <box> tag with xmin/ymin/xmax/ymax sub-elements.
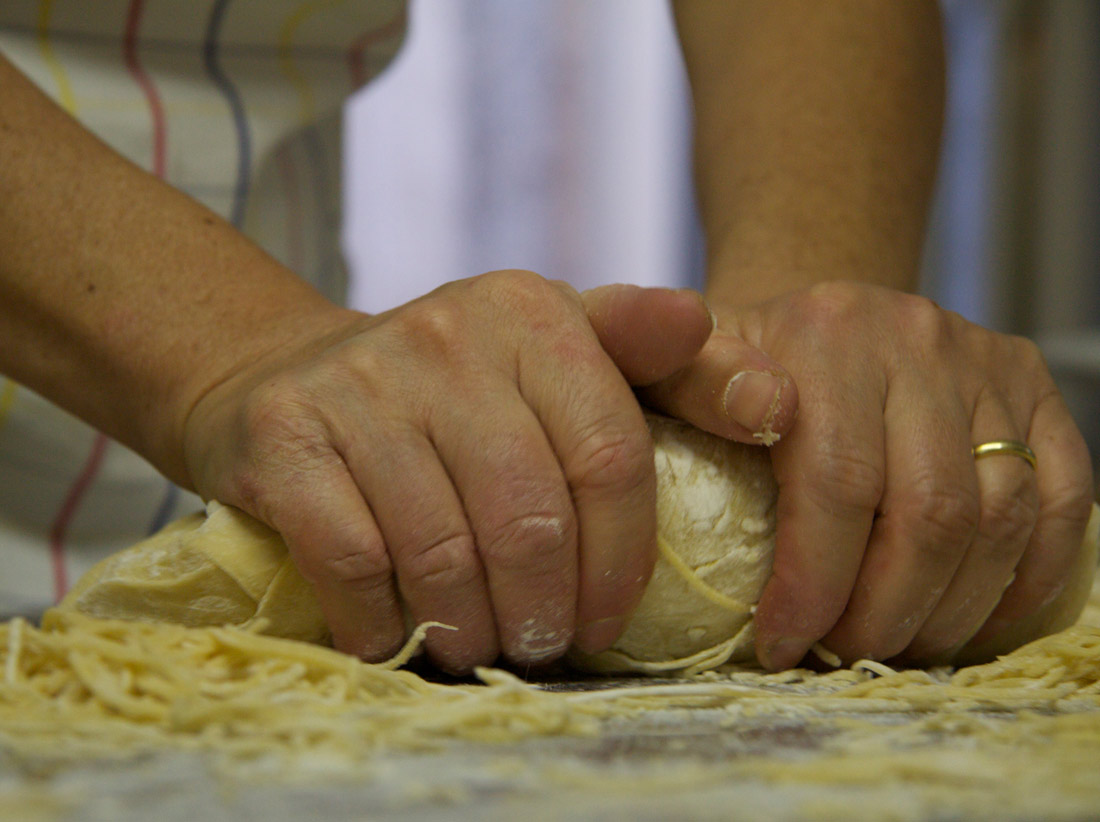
<box><xmin>569</xmin><ymin>413</ymin><xmax>778</xmax><ymax>673</ymax></box>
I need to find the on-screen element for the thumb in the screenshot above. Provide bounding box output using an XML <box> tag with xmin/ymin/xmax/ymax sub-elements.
<box><xmin>638</xmin><ymin>327</ymin><xmax>799</xmax><ymax>446</ymax></box>
<box><xmin>581</xmin><ymin>284</ymin><xmax>714</xmax><ymax>386</ymax></box>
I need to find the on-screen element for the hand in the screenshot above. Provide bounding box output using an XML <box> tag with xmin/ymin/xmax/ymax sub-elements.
<box><xmin>642</xmin><ymin>280</ymin><xmax>1094</xmax><ymax>668</ymax></box>
<box><xmin>179</xmin><ymin>271</ymin><xmax>713</xmax><ymax>673</ymax></box>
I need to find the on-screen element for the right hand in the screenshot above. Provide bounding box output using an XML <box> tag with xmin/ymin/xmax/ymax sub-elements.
<box><xmin>179</xmin><ymin>271</ymin><xmax>716</xmax><ymax>673</ymax></box>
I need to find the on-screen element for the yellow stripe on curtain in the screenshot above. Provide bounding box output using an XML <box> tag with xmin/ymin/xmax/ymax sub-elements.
<box><xmin>278</xmin><ymin>0</ymin><xmax>346</xmax><ymax>125</ymax></box>
<box><xmin>0</xmin><ymin>380</ymin><xmax>17</xmax><ymax>431</ymax></box>
<box><xmin>36</xmin><ymin>0</ymin><xmax>78</xmax><ymax>115</ymax></box>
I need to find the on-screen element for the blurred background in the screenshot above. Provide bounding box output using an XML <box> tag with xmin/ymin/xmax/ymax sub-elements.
<box><xmin>341</xmin><ymin>0</ymin><xmax>1100</xmax><ymax>468</ymax></box>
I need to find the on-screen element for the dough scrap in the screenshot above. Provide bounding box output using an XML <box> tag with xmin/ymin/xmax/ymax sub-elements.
<box><xmin>60</xmin><ymin>501</ymin><xmax>327</xmax><ymax>644</ymax></box>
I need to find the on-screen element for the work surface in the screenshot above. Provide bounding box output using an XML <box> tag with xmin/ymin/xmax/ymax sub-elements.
<box><xmin>2</xmin><ymin>586</ymin><xmax>1099</xmax><ymax>822</ymax></box>
<box><xmin>5</xmin><ymin>705</ymin><xmax>1090</xmax><ymax>822</ymax></box>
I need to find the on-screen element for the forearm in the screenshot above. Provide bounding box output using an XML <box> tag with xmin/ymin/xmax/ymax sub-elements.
<box><xmin>673</xmin><ymin>0</ymin><xmax>945</xmax><ymax>305</ymax></box>
<box><xmin>0</xmin><ymin>55</ymin><xmax>348</xmax><ymax>485</ymax></box>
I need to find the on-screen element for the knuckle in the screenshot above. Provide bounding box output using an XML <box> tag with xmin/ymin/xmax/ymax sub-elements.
<box><xmin>803</xmin><ymin>446</ymin><xmax>885</xmax><ymax>516</ymax></box>
<box><xmin>899</xmin><ymin>480</ymin><xmax>980</xmax><ymax>558</ymax></box>
<box><xmin>480</xmin><ymin>269</ymin><xmax>562</xmax><ymax>310</ymax></box>
<box><xmin>566</xmin><ymin>417</ymin><xmax>654</xmax><ymax>495</ymax></box>
<box><xmin>390</xmin><ymin>299</ymin><xmax>467</xmax><ymax>362</ymax></box>
<box><xmin>794</xmin><ymin>281</ymin><xmax>866</xmax><ymax>336</ymax></box>
<box><xmin>478</xmin><ymin>510</ymin><xmax>574</xmax><ymax>576</ymax></box>
<box><xmin>487</xmin><ymin>267</ymin><xmax>556</xmax><ymax>296</ymax></box>
<box><xmin>895</xmin><ymin>290</ymin><xmax>946</xmax><ymax>328</ymax></box>
<box><xmin>977</xmin><ymin>484</ymin><xmax>1039</xmax><ymax>556</ymax></box>
<box><xmin>481</xmin><ymin>270</ymin><xmax>587</xmax><ymax>333</ymax></box>
<box><xmin>400</xmin><ymin>532</ymin><xmax>483</xmax><ymax>591</ymax></box>
<box><xmin>1042</xmin><ymin>475</ymin><xmax>1095</xmax><ymax>534</ymax></box>
<box><xmin>297</xmin><ymin>539</ymin><xmax>393</xmax><ymax>591</ymax></box>
<box><xmin>1011</xmin><ymin>333</ymin><xmax>1046</xmax><ymax>369</ymax></box>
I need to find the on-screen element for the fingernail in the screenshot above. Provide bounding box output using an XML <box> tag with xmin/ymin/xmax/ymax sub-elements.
<box><xmin>574</xmin><ymin>617</ymin><xmax>624</xmax><ymax>654</ymax></box>
<box><xmin>724</xmin><ymin>371</ymin><xmax>784</xmax><ymax>439</ymax></box>
<box><xmin>761</xmin><ymin>637</ymin><xmax>809</xmax><ymax>671</ymax></box>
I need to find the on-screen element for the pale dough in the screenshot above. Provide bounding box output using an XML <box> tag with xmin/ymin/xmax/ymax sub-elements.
<box><xmin>61</xmin><ymin>501</ymin><xmax>328</xmax><ymax>644</ymax></box>
<box><xmin>569</xmin><ymin>413</ymin><xmax>777</xmax><ymax>672</ymax></box>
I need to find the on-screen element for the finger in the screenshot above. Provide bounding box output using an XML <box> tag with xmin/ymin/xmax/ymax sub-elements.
<box><xmin>751</xmin><ymin>364</ymin><xmax>885</xmax><ymax>670</ymax></box>
<box><xmin>431</xmin><ymin>391</ymin><xmax>580</xmax><ymax>667</ymax></box>
<box><xmin>581</xmin><ymin>284</ymin><xmax>714</xmax><ymax>386</ymax></box>
<box><xmin>516</xmin><ymin>316</ymin><xmax>658</xmax><ymax>655</ymax></box>
<box><xmin>968</xmin><ymin>385</ymin><xmax>1093</xmax><ymax>646</ymax></box>
<box><xmin>902</xmin><ymin>391</ymin><xmax>1036</xmax><ymax>662</ymax></box>
<box><xmin>341</xmin><ymin>421</ymin><xmax>498</xmax><ymax>674</ymax></box>
<box><xmin>822</xmin><ymin>371</ymin><xmax>979</xmax><ymax>663</ymax></box>
<box><xmin>262</xmin><ymin>462</ymin><xmax>407</xmax><ymax>663</ymax></box>
<box><xmin>639</xmin><ymin>328</ymin><xmax>798</xmax><ymax>446</ymax></box>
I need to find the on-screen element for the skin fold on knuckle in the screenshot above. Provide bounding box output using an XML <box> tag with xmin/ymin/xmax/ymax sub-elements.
<box><xmin>798</xmin><ymin>442</ymin><xmax>885</xmax><ymax>521</ymax></box>
<box><xmin>294</xmin><ymin>537</ymin><xmax>394</xmax><ymax>596</ymax></box>
<box><xmin>893</xmin><ymin>473</ymin><xmax>980</xmax><ymax>562</ymax></box>
<box><xmin>796</xmin><ymin>281</ymin><xmax>875</xmax><ymax>333</ymax></box>
<box><xmin>383</xmin><ymin>297</ymin><xmax>476</xmax><ymax>372</ymax></box>
<box><xmin>476</xmin><ymin>508</ymin><xmax>575</xmax><ymax>580</ymax></box>
<box><xmin>564</xmin><ymin>415</ymin><xmax>653</xmax><ymax>498</ymax></box>
<box><xmin>476</xmin><ymin>269</ymin><xmax>583</xmax><ymax>334</ymax></box>
<box><xmin>975</xmin><ymin>483</ymin><xmax>1039</xmax><ymax>562</ymax></box>
<box><xmin>897</xmin><ymin>292</ymin><xmax>959</xmax><ymax>352</ymax></box>
<box><xmin>398</xmin><ymin>532</ymin><xmax>483</xmax><ymax>595</ymax></box>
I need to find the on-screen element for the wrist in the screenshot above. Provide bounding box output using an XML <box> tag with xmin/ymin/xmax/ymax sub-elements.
<box><xmin>702</xmin><ymin>230</ymin><xmax>921</xmax><ymax>309</ymax></box>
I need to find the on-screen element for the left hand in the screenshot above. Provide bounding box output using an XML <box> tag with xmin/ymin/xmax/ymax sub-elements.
<box><xmin>641</xmin><ymin>280</ymin><xmax>1094</xmax><ymax>669</ymax></box>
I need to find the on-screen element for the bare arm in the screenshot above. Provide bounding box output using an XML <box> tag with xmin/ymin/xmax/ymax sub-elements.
<box><xmin>673</xmin><ymin>0</ymin><xmax>944</xmax><ymax>303</ymax></box>
<box><xmin>0</xmin><ymin>54</ymin><xmax>348</xmax><ymax>485</ymax></box>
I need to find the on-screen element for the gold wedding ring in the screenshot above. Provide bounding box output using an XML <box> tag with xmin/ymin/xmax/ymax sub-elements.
<box><xmin>972</xmin><ymin>440</ymin><xmax>1037</xmax><ymax>470</ymax></box>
